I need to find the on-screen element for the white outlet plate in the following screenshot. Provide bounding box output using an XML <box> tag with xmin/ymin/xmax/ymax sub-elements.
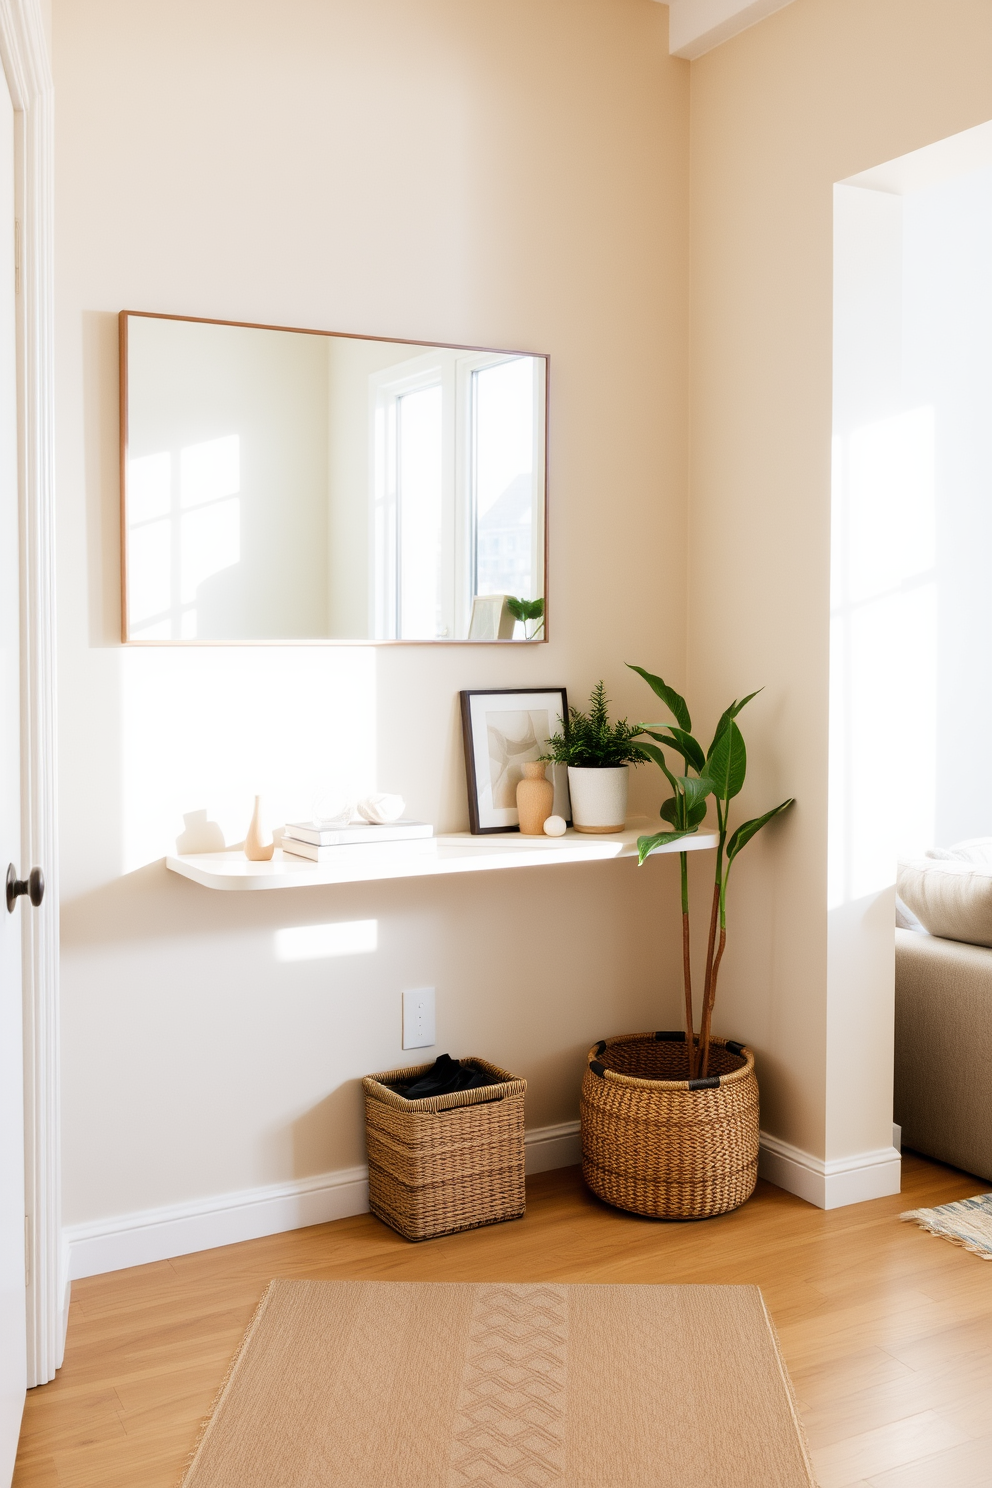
<box><xmin>402</xmin><ymin>987</ymin><xmax>436</xmax><ymax>1050</ymax></box>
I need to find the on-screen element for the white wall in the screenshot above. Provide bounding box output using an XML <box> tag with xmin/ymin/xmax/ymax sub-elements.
<box><xmin>834</xmin><ymin>154</ymin><xmax>992</xmax><ymax>869</ymax></box>
<box><xmin>827</xmin><ymin>142</ymin><xmax>992</xmax><ymax>1164</ymax></box>
<box><xmin>903</xmin><ymin>164</ymin><xmax>992</xmax><ymax>847</ymax></box>
<box><xmin>55</xmin><ymin>0</ymin><xmax>691</xmax><ymax>1232</ymax></box>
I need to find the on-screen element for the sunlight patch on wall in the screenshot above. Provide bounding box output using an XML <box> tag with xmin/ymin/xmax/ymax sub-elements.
<box><xmin>274</xmin><ymin>920</ymin><xmax>379</xmax><ymax>961</ymax></box>
<box><xmin>119</xmin><ymin>646</ymin><xmax>378</xmax><ymax>874</ymax></box>
<box><xmin>828</xmin><ymin>409</ymin><xmax>936</xmax><ymax>908</ymax></box>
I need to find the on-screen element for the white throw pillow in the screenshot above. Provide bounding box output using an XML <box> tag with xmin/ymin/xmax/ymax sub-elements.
<box><xmin>897</xmin><ymin>857</ymin><xmax>992</xmax><ymax>947</ymax></box>
<box><xmin>946</xmin><ymin>836</ymin><xmax>992</xmax><ymax>865</ymax></box>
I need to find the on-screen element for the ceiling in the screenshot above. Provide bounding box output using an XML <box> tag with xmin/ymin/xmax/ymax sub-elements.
<box><xmin>663</xmin><ymin>0</ymin><xmax>797</xmax><ymax>60</ymax></box>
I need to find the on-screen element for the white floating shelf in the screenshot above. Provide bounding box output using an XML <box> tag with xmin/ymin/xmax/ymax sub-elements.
<box><xmin>165</xmin><ymin>820</ymin><xmax>718</xmax><ymax>892</ymax></box>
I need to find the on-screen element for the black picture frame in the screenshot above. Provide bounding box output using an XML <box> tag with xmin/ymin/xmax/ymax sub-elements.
<box><xmin>459</xmin><ymin>687</ymin><xmax>570</xmax><ymax>835</ymax></box>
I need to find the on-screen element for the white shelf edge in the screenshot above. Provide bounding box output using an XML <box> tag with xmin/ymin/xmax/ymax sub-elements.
<box><xmin>164</xmin><ymin>821</ymin><xmax>719</xmax><ymax>891</ymax></box>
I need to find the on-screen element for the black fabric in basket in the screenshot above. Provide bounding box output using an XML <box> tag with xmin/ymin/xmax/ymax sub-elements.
<box><xmin>388</xmin><ymin>1054</ymin><xmax>499</xmax><ymax>1101</ymax></box>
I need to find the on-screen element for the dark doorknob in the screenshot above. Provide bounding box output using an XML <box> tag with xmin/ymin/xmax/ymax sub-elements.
<box><xmin>6</xmin><ymin>864</ymin><xmax>44</xmax><ymax>913</ymax></box>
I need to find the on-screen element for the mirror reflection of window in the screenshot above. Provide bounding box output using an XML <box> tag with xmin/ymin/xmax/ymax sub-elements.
<box><xmin>122</xmin><ymin>313</ymin><xmax>547</xmax><ymax>643</ymax></box>
<box><xmin>398</xmin><ymin>384</ymin><xmax>443</xmax><ymax>640</ymax></box>
<box><xmin>473</xmin><ymin>357</ymin><xmax>537</xmax><ymax>604</ymax></box>
<box><xmin>370</xmin><ymin>350</ymin><xmax>544</xmax><ymax>640</ymax></box>
<box><xmin>127</xmin><ymin>435</ymin><xmax>241</xmax><ymax>640</ymax></box>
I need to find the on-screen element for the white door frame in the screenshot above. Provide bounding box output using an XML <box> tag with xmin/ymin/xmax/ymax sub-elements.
<box><xmin>0</xmin><ymin>0</ymin><xmax>59</xmax><ymax>1387</ymax></box>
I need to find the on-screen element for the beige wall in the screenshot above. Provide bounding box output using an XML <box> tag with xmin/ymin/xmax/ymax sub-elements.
<box><xmin>688</xmin><ymin>0</ymin><xmax>992</xmax><ymax>1159</ymax></box>
<box><xmin>55</xmin><ymin>0</ymin><xmax>690</xmax><ymax>1223</ymax></box>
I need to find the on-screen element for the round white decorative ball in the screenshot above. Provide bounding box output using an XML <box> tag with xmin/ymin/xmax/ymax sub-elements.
<box><xmin>358</xmin><ymin>793</ymin><xmax>406</xmax><ymax>825</ymax></box>
<box><xmin>543</xmin><ymin>815</ymin><xmax>567</xmax><ymax>837</ymax></box>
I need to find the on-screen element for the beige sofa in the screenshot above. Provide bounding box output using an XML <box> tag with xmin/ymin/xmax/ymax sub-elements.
<box><xmin>894</xmin><ymin>927</ymin><xmax>992</xmax><ymax>1182</ymax></box>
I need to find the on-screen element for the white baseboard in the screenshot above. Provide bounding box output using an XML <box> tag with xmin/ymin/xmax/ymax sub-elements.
<box><xmin>65</xmin><ymin>1164</ymin><xmax>371</xmax><ymax>1281</ymax></box>
<box><xmin>65</xmin><ymin>1120</ymin><xmax>901</xmax><ymax>1281</ymax></box>
<box><xmin>759</xmin><ymin>1131</ymin><xmax>901</xmax><ymax>1210</ymax></box>
<box><xmin>524</xmin><ymin>1119</ymin><xmax>581</xmax><ymax>1175</ymax></box>
<box><xmin>64</xmin><ymin>1121</ymin><xmax>583</xmax><ymax>1282</ymax></box>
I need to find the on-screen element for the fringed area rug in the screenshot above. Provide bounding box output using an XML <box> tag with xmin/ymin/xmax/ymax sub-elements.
<box><xmin>901</xmin><ymin>1192</ymin><xmax>992</xmax><ymax>1258</ymax></box>
<box><xmin>180</xmin><ymin>1280</ymin><xmax>816</xmax><ymax>1488</ymax></box>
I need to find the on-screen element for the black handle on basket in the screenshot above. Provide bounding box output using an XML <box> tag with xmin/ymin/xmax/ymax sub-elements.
<box><xmin>688</xmin><ymin>1076</ymin><xmax>721</xmax><ymax>1091</ymax></box>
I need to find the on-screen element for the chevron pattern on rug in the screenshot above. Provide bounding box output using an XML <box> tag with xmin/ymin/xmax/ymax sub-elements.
<box><xmin>447</xmin><ymin>1284</ymin><xmax>567</xmax><ymax>1488</ymax></box>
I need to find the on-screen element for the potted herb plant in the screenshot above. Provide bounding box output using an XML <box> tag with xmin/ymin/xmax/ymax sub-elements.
<box><xmin>541</xmin><ymin>681</ymin><xmax>643</xmax><ymax>833</ymax></box>
<box><xmin>579</xmin><ymin>666</ymin><xmax>794</xmax><ymax>1219</ymax></box>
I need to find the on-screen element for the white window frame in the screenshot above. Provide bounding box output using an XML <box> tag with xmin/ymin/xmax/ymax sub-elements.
<box><xmin>456</xmin><ymin>352</ymin><xmax>545</xmax><ymax>639</ymax></box>
<box><xmin>369</xmin><ymin>349</ymin><xmax>546</xmax><ymax>640</ymax></box>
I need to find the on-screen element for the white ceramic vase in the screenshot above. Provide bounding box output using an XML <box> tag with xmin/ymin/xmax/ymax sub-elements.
<box><xmin>244</xmin><ymin>795</ymin><xmax>275</xmax><ymax>861</ymax></box>
<box><xmin>566</xmin><ymin>766</ymin><xmax>628</xmax><ymax>834</ymax></box>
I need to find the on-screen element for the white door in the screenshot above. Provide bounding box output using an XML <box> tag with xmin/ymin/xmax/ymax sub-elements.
<box><xmin>0</xmin><ymin>64</ymin><xmax>27</xmax><ymax>1488</ymax></box>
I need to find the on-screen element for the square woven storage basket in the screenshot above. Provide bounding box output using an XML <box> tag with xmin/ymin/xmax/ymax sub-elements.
<box><xmin>362</xmin><ymin>1057</ymin><xmax>527</xmax><ymax>1241</ymax></box>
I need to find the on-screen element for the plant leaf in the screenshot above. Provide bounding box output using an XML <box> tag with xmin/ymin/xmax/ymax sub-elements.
<box><xmin>686</xmin><ymin>798</ymin><xmax>709</xmax><ymax>829</ymax></box>
<box><xmin>637</xmin><ymin>829</ymin><xmax>695</xmax><ymax>866</ymax></box>
<box><xmin>627</xmin><ymin>665</ymin><xmax>691</xmax><ymax>732</ymax></box>
<box><xmin>702</xmin><ymin>719</ymin><xmax>747</xmax><ymax>801</ymax></box>
<box><xmin>634</xmin><ymin>741</ymin><xmax>679</xmax><ymax>794</ymax></box>
<box><xmin>659</xmin><ymin>796</ymin><xmax>679</xmax><ymax>827</ymax></box>
<box><xmin>707</xmin><ymin>690</ymin><xmax>762</xmax><ymax>760</ymax></box>
<box><xmin>666</xmin><ymin>728</ymin><xmax>706</xmax><ymax>772</ymax></box>
<box><xmin>677</xmin><ymin>774</ymin><xmax>712</xmax><ymax>814</ymax></box>
<box><xmin>640</xmin><ymin>726</ymin><xmax>705</xmax><ymax>773</ymax></box>
<box><xmin>726</xmin><ymin>799</ymin><xmax>795</xmax><ymax>863</ymax></box>
<box><xmin>505</xmin><ymin>596</ymin><xmax>526</xmax><ymax>620</ymax></box>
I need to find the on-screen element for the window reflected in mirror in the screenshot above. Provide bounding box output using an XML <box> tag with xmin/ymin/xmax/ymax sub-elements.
<box><xmin>120</xmin><ymin>313</ymin><xmax>548</xmax><ymax>644</ymax></box>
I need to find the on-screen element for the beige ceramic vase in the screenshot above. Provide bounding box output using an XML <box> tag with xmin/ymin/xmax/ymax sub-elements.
<box><xmin>516</xmin><ymin>762</ymin><xmax>554</xmax><ymax>835</ymax></box>
<box><xmin>244</xmin><ymin>795</ymin><xmax>275</xmax><ymax>861</ymax></box>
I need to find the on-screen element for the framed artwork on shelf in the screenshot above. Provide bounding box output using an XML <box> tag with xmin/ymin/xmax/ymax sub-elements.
<box><xmin>459</xmin><ymin>687</ymin><xmax>571</xmax><ymax>834</ymax></box>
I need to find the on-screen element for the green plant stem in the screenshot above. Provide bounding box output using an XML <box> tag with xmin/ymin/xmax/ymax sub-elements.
<box><xmin>700</xmin><ymin>857</ymin><xmax>730</xmax><ymax>1077</ymax></box>
<box><xmin>699</xmin><ymin>881</ymin><xmax>719</xmax><ymax>1051</ymax></box>
<box><xmin>679</xmin><ymin>851</ymin><xmax>696</xmax><ymax>1078</ymax></box>
<box><xmin>699</xmin><ymin>922</ymin><xmax>727</xmax><ymax>1078</ymax></box>
<box><xmin>698</xmin><ymin>804</ymin><xmax>726</xmax><ymax>1077</ymax></box>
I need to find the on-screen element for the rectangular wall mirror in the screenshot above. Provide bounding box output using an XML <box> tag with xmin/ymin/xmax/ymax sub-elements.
<box><xmin>120</xmin><ymin>312</ymin><xmax>549</xmax><ymax>643</ymax></box>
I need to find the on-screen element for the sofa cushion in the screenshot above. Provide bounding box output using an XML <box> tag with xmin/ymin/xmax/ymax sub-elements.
<box><xmin>898</xmin><ymin>856</ymin><xmax>992</xmax><ymax>947</ymax></box>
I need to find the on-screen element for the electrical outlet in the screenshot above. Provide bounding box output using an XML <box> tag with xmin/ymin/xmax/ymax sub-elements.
<box><xmin>402</xmin><ymin>987</ymin><xmax>436</xmax><ymax>1050</ymax></box>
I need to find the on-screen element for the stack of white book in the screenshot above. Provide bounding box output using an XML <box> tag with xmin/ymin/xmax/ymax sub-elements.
<box><xmin>281</xmin><ymin>820</ymin><xmax>434</xmax><ymax>862</ymax></box>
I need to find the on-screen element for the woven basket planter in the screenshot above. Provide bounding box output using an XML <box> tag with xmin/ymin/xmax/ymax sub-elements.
<box><xmin>580</xmin><ymin>1032</ymin><xmax>759</xmax><ymax>1220</ymax></box>
<box><xmin>363</xmin><ymin>1057</ymin><xmax>527</xmax><ymax>1242</ymax></box>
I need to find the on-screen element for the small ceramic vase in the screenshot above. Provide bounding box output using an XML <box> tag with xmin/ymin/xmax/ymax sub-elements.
<box><xmin>517</xmin><ymin>762</ymin><xmax>554</xmax><ymax>835</ymax></box>
<box><xmin>244</xmin><ymin>795</ymin><xmax>275</xmax><ymax>861</ymax></box>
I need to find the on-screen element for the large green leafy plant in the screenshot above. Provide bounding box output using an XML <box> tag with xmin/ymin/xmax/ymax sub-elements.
<box><xmin>628</xmin><ymin>665</ymin><xmax>794</xmax><ymax>1079</ymax></box>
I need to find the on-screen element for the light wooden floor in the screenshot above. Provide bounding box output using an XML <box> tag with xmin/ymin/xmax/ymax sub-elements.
<box><xmin>12</xmin><ymin>1152</ymin><xmax>992</xmax><ymax>1487</ymax></box>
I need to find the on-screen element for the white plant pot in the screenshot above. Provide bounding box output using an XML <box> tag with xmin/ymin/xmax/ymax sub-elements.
<box><xmin>566</xmin><ymin>766</ymin><xmax>628</xmax><ymax>834</ymax></box>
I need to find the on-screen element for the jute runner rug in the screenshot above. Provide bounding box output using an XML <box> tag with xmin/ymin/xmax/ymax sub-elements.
<box><xmin>181</xmin><ymin>1280</ymin><xmax>816</xmax><ymax>1487</ymax></box>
